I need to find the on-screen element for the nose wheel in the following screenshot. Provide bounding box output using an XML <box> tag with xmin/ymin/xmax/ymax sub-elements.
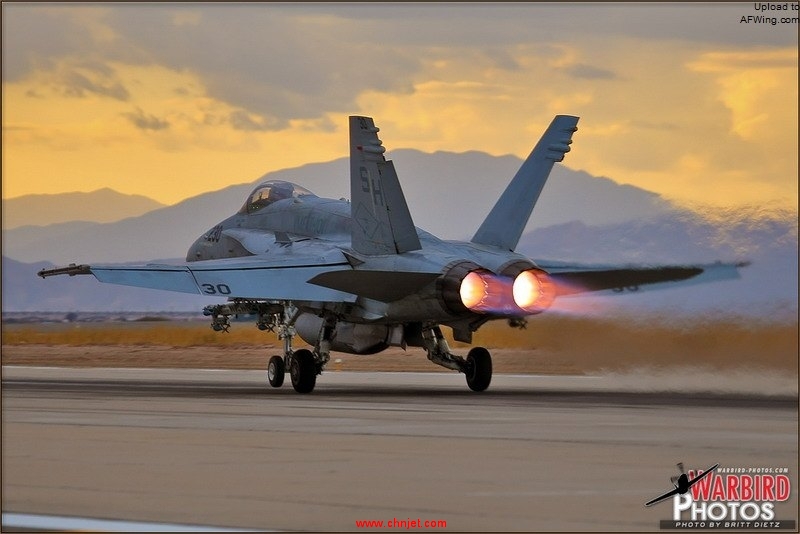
<box><xmin>267</xmin><ymin>355</ymin><xmax>285</xmax><ymax>388</ymax></box>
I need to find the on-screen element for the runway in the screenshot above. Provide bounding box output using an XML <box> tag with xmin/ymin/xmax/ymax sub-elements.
<box><xmin>2</xmin><ymin>366</ymin><xmax>797</xmax><ymax>531</ymax></box>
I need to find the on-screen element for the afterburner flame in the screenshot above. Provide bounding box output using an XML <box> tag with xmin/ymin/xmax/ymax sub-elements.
<box><xmin>458</xmin><ymin>268</ymin><xmax>555</xmax><ymax>315</ymax></box>
<box><xmin>513</xmin><ymin>269</ymin><xmax>555</xmax><ymax>314</ymax></box>
<box><xmin>459</xmin><ymin>271</ymin><xmax>488</xmax><ymax>310</ymax></box>
<box><xmin>459</xmin><ymin>270</ymin><xmax>512</xmax><ymax>313</ymax></box>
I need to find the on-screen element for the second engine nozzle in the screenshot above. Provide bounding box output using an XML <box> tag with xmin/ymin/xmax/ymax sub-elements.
<box><xmin>460</xmin><ymin>269</ymin><xmax>555</xmax><ymax>315</ymax></box>
<box><xmin>512</xmin><ymin>269</ymin><xmax>555</xmax><ymax>314</ymax></box>
<box><xmin>439</xmin><ymin>262</ymin><xmax>556</xmax><ymax>317</ymax></box>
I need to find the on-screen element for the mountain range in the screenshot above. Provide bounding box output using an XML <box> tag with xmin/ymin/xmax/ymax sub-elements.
<box><xmin>3</xmin><ymin>188</ymin><xmax>165</xmax><ymax>230</ymax></box>
<box><xmin>2</xmin><ymin>149</ymin><xmax>796</xmax><ymax>317</ymax></box>
<box><xmin>2</xmin><ymin>150</ymin><xmax>673</xmax><ymax>264</ymax></box>
<box><xmin>516</xmin><ymin>208</ymin><xmax>797</xmax><ymax>319</ymax></box>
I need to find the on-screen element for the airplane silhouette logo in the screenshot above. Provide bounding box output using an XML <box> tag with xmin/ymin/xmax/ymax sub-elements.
<box><xmin>645</xmin><ymin>462</ymin><xmax>720</xmax><ymax>507</ymax></box>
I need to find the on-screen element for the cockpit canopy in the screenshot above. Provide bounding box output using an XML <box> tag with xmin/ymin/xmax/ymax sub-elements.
<box><xmin>239</xmin><ymin>180</ymin><xmax>316</xmax><ymax>214</ymax></box>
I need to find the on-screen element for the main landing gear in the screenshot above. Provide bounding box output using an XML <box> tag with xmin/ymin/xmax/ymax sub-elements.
<box><xmin>204</xmin><ymin>301</ymin><xmax>493</xmax><ymax>393</ymax></box>
<box><xmin>422</xmin><ymin>325</ymin><xmax>493</xmax><ymax>392</ymax></box>
<box><xmin>266</xmin><ymin>321</ymin><xmax>492</xmax><ymax>393</ymax></box>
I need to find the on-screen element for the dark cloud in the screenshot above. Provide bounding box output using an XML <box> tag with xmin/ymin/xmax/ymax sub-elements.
<box><xmin>482</xmin><ymin>47</ymin><xmax>522</xmax><ymax>71</ymax></box>
<box><xmin>123</xmin><ymin>107</ymin><xmax>170</xmax><ymax>131</ymax></box>
<box><xmin>60</xmin><ymin>70</ymin><xmax>130</xmax><ymax>101</ymax></box>
<box><xmin>3</xmin><ymin>4</ymin><xmax>795</xmax><ymax>126</ymax></box>
<box><xmin>295</xmin><ymin>4</ymin><xmax>797</xmax><ymax>48</ymax></box>
<box><xmin>2</xmin><ymin>7</ymin><xmax>86</xmax><ymax>80</ymax></box>
<box><xmin>90</xmin><ymin>6</ymin><xmax>422</xmax><ymax>126</ymax></box>
<box><xmin>564</xmin><ymin>64</ymin><xmax>617</xmax><ymax>80</ymax></box>
<box><xmin>227</xmin><ymin>110</ymin><xmax>281</xmax><ymax>132</ymax></box>
<box><xmin>298</xmin><ymin>115</ymin><xmax>338</xmax><ymax>133</ymax></box>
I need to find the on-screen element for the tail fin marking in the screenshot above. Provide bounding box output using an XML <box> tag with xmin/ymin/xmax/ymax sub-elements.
<box><xmin>349</xmin><ymin>116</ymin><xmax>421</xmax><ymax>255</ymax></box>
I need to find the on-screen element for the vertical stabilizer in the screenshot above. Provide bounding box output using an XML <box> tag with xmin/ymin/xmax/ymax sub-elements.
<box><xmin>471</xmin><ymin>115</ymin><xmax>579</xmax><ymax>251</ymax></box>
<box><xmin>349</xmin><ymin>116</ymin><xmax>421</xmax><ymax>255</ymax></box>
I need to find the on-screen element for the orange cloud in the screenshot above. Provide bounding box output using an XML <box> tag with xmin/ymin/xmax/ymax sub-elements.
<box><xmin>3</xmin><ymin>25</ymin><xmax>797</xmax><ymax>214</ymax></box>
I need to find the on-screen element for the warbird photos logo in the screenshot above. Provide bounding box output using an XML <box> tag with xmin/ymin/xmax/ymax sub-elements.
<box><xmin>646</xmin><ymin>463</ymin><xmax>720</xmax><ymax>507</ymax></box>
<box><xmin>646</xmin><ymin>463</ymin><xmax>795</xmax><ymax>530</ymax></box>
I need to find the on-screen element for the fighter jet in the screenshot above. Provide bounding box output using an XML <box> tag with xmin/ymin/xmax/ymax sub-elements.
<box><xmin>645</xmin><ymin>463</ymin><xmax>720</xmax><ymax>506</ymax></box>
<box><xmin>39</xmin><ymin>116</ymin><xmax>744</xmax><ymax>393</ymax></box>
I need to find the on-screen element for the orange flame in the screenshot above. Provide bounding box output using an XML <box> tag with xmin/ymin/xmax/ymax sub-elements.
<box><xmin>459</xmin><ymin>269</ymin><xmax>555</xmax><ymax>315</ymax></box>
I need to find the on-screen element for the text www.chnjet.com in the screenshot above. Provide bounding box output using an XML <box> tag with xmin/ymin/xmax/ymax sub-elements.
<box><xmin>356</xmin><ymin>517</ymin><xmax>447</xmax><ymax>529</ymax></box>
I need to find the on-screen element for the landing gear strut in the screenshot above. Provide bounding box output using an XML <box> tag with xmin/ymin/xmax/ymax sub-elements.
<box><xmin>422</xmin><ymin>325</ymin><xmax>492</xmax><ymax>392</ymax></box>
<box><xmin>204</xmin><ymin>302</ymin><xmax>493</xmax><ymax>393</ymax></box>
<box><xmin>271</xmin><ymin>304</ymin><xmax>324</xmax><ymax>394</ymax></box>
<box><xmin>204</xmin><ymin>300</ymin><xmax>327</xmax><ymax>394</ymax></box>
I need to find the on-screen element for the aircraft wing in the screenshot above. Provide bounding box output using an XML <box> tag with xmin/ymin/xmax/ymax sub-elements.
<box><xmin>645</xmin><ymin>487</ymin><xmax>680</xmax><ymax>507</ymax></box>
<box><xmin>537</xmin><ymin>261</ymin><xmax>748</xmax><ymax>296</ymax></box>
<box><xmin>38</xmin><ymin>253</ymin><xmax>359</xmax><ymax>303</ymax></box>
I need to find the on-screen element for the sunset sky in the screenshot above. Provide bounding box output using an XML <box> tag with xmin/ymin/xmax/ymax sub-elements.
<box><xmin>3</xmin><ymin>3</ymin><xmax>798</xmax><ymax>209</ymax></box>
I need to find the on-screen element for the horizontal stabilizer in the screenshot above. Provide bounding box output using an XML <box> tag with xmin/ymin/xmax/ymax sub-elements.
<box><xmin>541</xmin><ymin>261</ymin><xmax>747</xmax><ymax>296</ymax></box>
<box><xmin>472</xmin><ymin>115</ymin><xmax>579</xmax><ymax>251</ymax></box>
<box><xmin>309</xmin><ymin>270</ymin><xmax>440</xmax><ymax>302</ymax></box>
<box><xmin>551</xmin><ymin>266</ymin><xmax>702</xmax><ymax>296</ymax></box>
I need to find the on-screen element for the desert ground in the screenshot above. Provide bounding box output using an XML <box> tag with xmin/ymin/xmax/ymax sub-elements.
<box><xmin>2</xmin><ymin>313</ymin><xmax>796</xmax><ymax>375</ymax></box>
<box><xmin>3</xmin><ymin>313</ymin><xmax>797</xmax><ymax>531</ymax></box>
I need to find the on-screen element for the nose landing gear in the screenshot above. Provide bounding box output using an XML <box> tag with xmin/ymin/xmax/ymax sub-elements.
<box><xmin>267</xmin><ymin>355</ymin><xmax>285</xmax><ymax>388</ymax></box>
<box><xmin>288</xmin><ymin>349</ymin><xmax>317</xmax><ymax>394</ymax></box>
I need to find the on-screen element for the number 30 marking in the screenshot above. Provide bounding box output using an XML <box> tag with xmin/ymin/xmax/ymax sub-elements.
<box><xmin>202</xmin><ymin>283</ymin><xmax>231</xmax><ymax>295</ymax></box>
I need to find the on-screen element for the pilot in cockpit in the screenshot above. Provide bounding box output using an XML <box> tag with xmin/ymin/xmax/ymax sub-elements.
<box><xmin>267</xmin><ymin>182</ymin><xmax>293</xmax><ymax>203</ymax></box>
<box><xmin>244</xmin><ymin>182</ymin><xmax>291</xmax><ymax>214</ymax></box>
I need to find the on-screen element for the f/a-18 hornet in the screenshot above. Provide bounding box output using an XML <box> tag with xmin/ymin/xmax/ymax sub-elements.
<box><xmin>40</xmin><ymin>115</ymin><xmax>743</xmax><ymax>393</ymax></box>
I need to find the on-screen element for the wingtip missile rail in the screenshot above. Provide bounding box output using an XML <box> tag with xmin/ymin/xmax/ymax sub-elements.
<box><xmin>37</xmin><ymin>264</ymin><xmax>92</xmax><ymax>278</ymax></box>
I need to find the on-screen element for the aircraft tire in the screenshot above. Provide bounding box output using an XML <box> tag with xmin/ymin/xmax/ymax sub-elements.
<box><xmin>267</xmin><ymin>355</ymin><xmax>285</xmax><ymax>388</ymax></box>
<box><xmin>290</xmin><ymin>349</ymin><xmax>317</xmax><ymax>394</ymax></box>
<box><xmin>465</xmin><ymin>347</ymin><xmax>492</xmax><ymax>392</ymax></box>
